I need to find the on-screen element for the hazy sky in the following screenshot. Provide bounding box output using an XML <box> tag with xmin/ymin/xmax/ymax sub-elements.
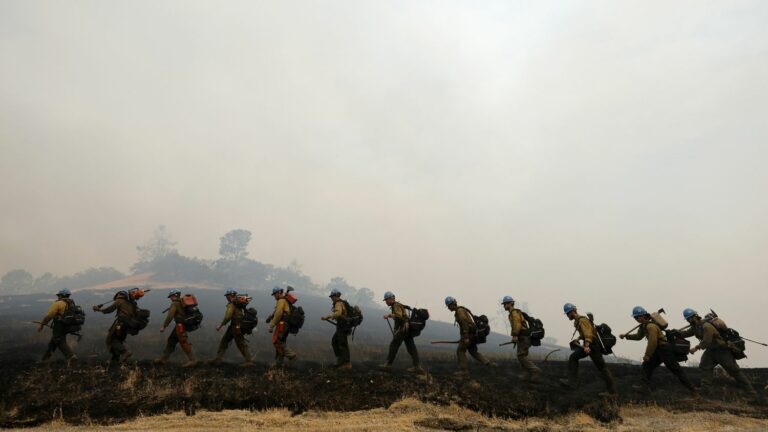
<box><xmin>2</xmin><ymin>1</ymin><xmax>767</xmax><ymax>365</ymax></box>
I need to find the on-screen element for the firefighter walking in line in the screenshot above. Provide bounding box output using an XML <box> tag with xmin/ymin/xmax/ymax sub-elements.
<box><xmin>560</xmin><ymin>303</ymin><xmax>616</xmax><ymax>395</ymax></box>
<box><xmin>321</xmin><ymin>288</ymin><xmax>351</xmax><ymax>369</ymax></box>
<box><xmin>679</xmin><ymin>308</ymin><xmax>756</xmax><ymax>396</ymax></box>
<box><xmin>268</xmin><ymin>286</ymin><xmax>297</xmax><ymax>367</ymax></box>
<box><xmin>445</xmin><ymin>296</ymin><xmax>495</xmax><ymax>376</ymax></box>
<box><xmin>93</xmin><ymin>290</ymin><xmax>136</xmax><ymax>366</ymax></box>
<box><xmin>501</xmin><ymin>296</ymin><xmax>541</xmax><ymax>380</ymax></box>
<box><xmin>155</xmin><ymin>289</ymin><xmax>198</xmax><ymax>368</ymax></box>
<box><xmin>620</xmin><ymin>306</ymin><xmax>696</xmax><ymax>395</ymax></box>
<box><xmin>379</xmin><ymin>291</ymin><xmax>424</xmax><ymax>373</ymax></box>
<box><xmin>211</xmin><ymin>289</ymin><xmax>254</xmax><ymax>367</ymax></box>
<box><xmin>38</xmin><ymin>288</ymin><xmax>77</xmax><ymax>365</ymax></box>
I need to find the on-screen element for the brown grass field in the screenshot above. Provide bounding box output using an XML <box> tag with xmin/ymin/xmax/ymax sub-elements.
<box><xmin>9</xmin><ymin>398</ymin><xmax>768</xmax><ymax>432</ymax></box>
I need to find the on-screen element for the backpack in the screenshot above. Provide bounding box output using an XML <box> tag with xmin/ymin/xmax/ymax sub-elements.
<box><xmin>286</xmin><ymin>304</ymin><xmax>305</xmax><ymax>334</ymax></box>
<box><xmin>125</xmin><ymin>306</ymin><xmax>150</xmax><ymax>335</ymax></box>
<box><xmin>58</xmin><ymin>299</ymin><xmax>86</xmax><ymax>333</ymax></box>
<box><xmin>240</xmin><ymin>307</ymin><xmax>259</xmax><ymax>335</ymax></box>
<box><xmin>339</xmin><ymin>300</ymin><xmax>363</xmax><ymax>332</ymax></box>
<box><xmin>594</xmin><ymin>323</ymin><xmax>616</xmax><ymax>354</ymax></box>
<box><xmin>665</xmin><ymin>329</ymin><xmax>691</xmax><ymax>361</ymax></box>
<box><xmin>702</xmin><ymin>314</ymin><xmax>747</xmax><ymax>360</ymax></box>
<box><xmin>721</xmin><ymin>328</ymin><xmax>747</xmax><ymax>360</ymax></box>
<box><xmin>406</xmin><ymin>306</ymin><xmax>430</xmax><ymax>337</ymax></box>
<box><xmin>181</xmin><ymin>294</ymin><xmax>204</xmax><ymax>332</ymax></box>
<box><xmin>460</xmin><ymin>307</ymin><xmax>490</xmax><ymax>344</ymax></box>
<box><xmin>520</xmin><ymin>311</ymin><xmax>545</xmax><ymax>346</ymax></box>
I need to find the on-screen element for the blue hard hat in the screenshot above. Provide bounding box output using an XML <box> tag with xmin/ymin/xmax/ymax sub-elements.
<box><xmin>271</xmin><ymin>286</ymin><xmax>283</xmax><ymax>295</ymax></box>
<box><xmin>383</xmin><ymin>291</ymin><xmax>395</xmax><ymax>300</ymax></box>
<box><xmin>501</xmin><ymin>295</ymin><xmax>515</xmax><ymax>305</ymax></box>
<box><xmin>563</xmin><ymin>303</ymin><xmax>576</xmax><ymax>314</ymax></box>
<box><xmin>444</xmin><ymin>296</ymin><xmax>457</xmax><ymax>306</ymax></box>
<box><xmin>329</xmin><ymin>288</ymin><xmax>342</xmax><ymax>298</ymax></box>
<box><xmin>683</xmin><ymin>308</ymin><xmax>698</xmax><ymax>320</ymax></box>
<box><xmin>632</xmin><ymin>306</ymin><xmax>648</xmax><ymax>318</ymax></box>
<box><xmin>224</xmin><ymin>288</ymin><xmax>237</xmax><ymax>296</ymax></box>
<box><xmin>168</xmin><ymin>288</ymin><xmax>181</xmax><ymax>298</ymax></box>
<box><xmin>57</xmin><ymin>288</ymin><xmax>71</xmax><ymax>297</ymax></box>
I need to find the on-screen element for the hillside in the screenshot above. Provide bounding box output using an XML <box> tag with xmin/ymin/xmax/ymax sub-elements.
<box><xmin>1</xmin><ymin>358</ymin><xmax>766</xmax><ymax>428</ymax></box>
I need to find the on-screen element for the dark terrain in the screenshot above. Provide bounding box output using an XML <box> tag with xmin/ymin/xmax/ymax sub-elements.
<box><xmin>1</xmin><ymin>354</ymin><xmax>766</xmax><ymax>428</ymax></box>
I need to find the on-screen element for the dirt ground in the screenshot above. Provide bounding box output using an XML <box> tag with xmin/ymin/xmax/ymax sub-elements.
<box><xmin>8</xmin><ymin>399</ymin><xmax>768</xmax><ymax>432</ymax></box>
<box><xmin>1</xmin><ymin>358</ymin><xmax>767</xmax><ymax>429</ymax></box>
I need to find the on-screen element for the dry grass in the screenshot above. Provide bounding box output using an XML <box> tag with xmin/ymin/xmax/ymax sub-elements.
<box><xmin>10</xmin><ymin>399</ymin><xmax>768</xmax><ymax>431</ymax></box>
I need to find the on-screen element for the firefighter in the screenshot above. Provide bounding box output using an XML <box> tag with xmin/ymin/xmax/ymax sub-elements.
<box><xmin>268</xmin><ymin>286</ymin><xmax>297</xmax><ymax>367</ymax></box>
<box><xmin>155</xmin><ymin>289</ymin><xmax>198</xmax><ymax>367</ymax></box>
<box><xmin>620</xmin><ymin>306</ymin><xmax>696</xmax><ymax>395</ymax></box>
<box><xmin>502</xmin><ymin>296</ymin><xmax>541</xmax><ymax>380</ymax></box>
<box><xmin>379</xmin><ymin>291</ymin><xmax>423</xmax><ymax>373</ymax></box>
<box><xmin>211</xmin><ymin>289</ymin><xmax>253</xmax><ymax>367</ymax></box>
<box><xmin>321</xmin><ymin>288</ymin><xmax>351</xmax><ymax>369</ymax></box>
<box><xmin>559</xmin><ymin>303</ymin><xmax>616</xmax><ymax>395</ymax></box>
<box><xmin>93</xmin><ymin>290</ymin><xmax>136</xmax><ymax>366</ymax></box>
<box><xmin>38</xmin><ymin>288</ymin><xmax>76</xmax><ymax>365</ymax></box>
<box><xmin>445</xmin><ymin>296</ymin><xmax>495</xmax><ymax>376</ymax></box>
<box><xmin>679</xmin><ymin>308</ymin><xmax>756</xmax><ymax>396</ymax></box>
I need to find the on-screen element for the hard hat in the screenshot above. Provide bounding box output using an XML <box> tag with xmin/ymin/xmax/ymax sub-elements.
<box><xmin>329</xmin><ymin>288</ymin><xmax>342</xmax><ymax>298</ymax></box>
<box><xmin>501</xmin><ymin>295</ymin><xmax>515</xmax><ymax>305</ymax></box>
<box><xmin>56</xmin><ymin>288</ymin><xmax>71</xmax><ymax>297</ymax></box>
<box><xmin>632</xmin><ymin>306</ymin><xmax>648</xmax><ymax>318</ymax></box>
<box><xmin>444</xmin><ymin>296</ymin><xmax>457</xmax><ymax>306</ymax></box>
<box><xmin>383</xmin><ymin>291</ymin><xmax>395</xmax><ymax>301</ymax></box>
<box><xmin>224</xmin><ymin>288</ymin><xmax>237</xmax><ymax>296</ymax></box>
<box><xmin>563</xmin><ymin>303</ymin><xmax>576</xmax><ymax>315</ymax></box>
<box><xmin>683</xmin><ymin>308</ymin><xmax>698</xmax><ymax>320</ymax></box>
<box><xmin>168</xmin><ymin>289</ymin><xmax>181</xmax><ymax>298</ymax></box>
<box><xmin>271</xmin><ymin>286</ymin><xmax>283</xmax><ymax>295</ymax></box>
<box><xmin>114</xmin><ymin>290</ymin><xmax>128</xmax><ymax>300</ymax></box>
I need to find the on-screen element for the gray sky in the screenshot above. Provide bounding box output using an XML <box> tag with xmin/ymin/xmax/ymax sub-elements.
<box><xmin>2</xmin><ymin>1</ymin><xmax>767</xmax><ymax>365</ymax></box>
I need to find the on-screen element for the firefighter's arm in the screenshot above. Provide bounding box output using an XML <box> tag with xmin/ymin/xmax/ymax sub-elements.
<box><xmin>219</xmin><ymin>304</ymin><xmax>234</xmax><ymax>329</ymax></box>
<box><xmin>270</xmin><ymin>300</ymin><xmax>285</xmax><ymax>329</ymax></box>
<box><xmin>40</xmin><ymin>302</ymin><xmax>64</xmax><ymax>326</ymax></box>
<box><xmin>699</xmin><ymin>323</ymin><xmax>715</xmax><ymax>350</ymax></box>
<box><xmin>510</xmin><ymin>311</ymin><xmax>522</xmax><ymax>338</ymax></box>
<box><xmin>100</xmin><ymin>302</ymin><xmax>118</xmax><ymax>314</ymax></box>
<box><xmin>624</xmin><ymin>327</ymin><xmax>645</xmax><ymax>341</ymax></box>
<box><xmin>330</xmin><ymin>302</ymin><xmax>344</xmax><ymax>320</ymax></box>
<box><xmin>579</xmin><ymin>318</ymin><xmax>594</xmax><ymax>345</ymax></box>
<box><xmin>162</xmin><ymin>303</ymin><xmax>176</xmax><ymax>329</ymax></box>
<box><xmin>644</xmin><ymin>326</ymin><xmax>658</xmax><ymax>360</ymax></box>
<box><xmin>677</xmin><ymin>326</ymin><xmax>695</xmax><ymax>339</ymax></box>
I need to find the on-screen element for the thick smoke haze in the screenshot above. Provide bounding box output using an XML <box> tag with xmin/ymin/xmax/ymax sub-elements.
<box><xmin>1</xmin><ymin>2</ymin><xmax>767</xmax><ymax>365</ymax></box>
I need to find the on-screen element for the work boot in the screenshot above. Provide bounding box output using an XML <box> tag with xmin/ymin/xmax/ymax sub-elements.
<box><xmin>240</xmin><ymin>360</ymin><xmax>255</xmax><ymax>368</ymax></box>
<box><xmin>527</xmin><ymin>371</ymin><xmax>542</xmax><ymax>383</ymax></box>
<box><xmin>407</xmin><ymin>366</ymin><xmax>426</xmax><ymax>375</ymax></box>
<box><xmin>286</xmin><ymin>352</ymin><xmax>297</xmax><ymax>361</ymax></box>
<box><xmin>38</xmin><ymin>352</ymin><xmax>53</xmax><ymax>365</ymax></box>
<box><xmin>66</xmin><ymin>355</ymin><xmax>78</xmax><ymax>368</ymax></box>
<box><xmin>154</xmin><ymin>353</ymin><xmax>170</xmax><ymax>365</ymax></box>
<box><xmin>453</xmin><ymin>369</ymin><xmax>469</xmax><ymax>378</ymax></box>
<box><xmin>338</xmin><ymin>362</ymin><xmax>352</xmax><ymax>370</ymax></box>
<box><xmin>379</xmin><ymin>363</ymin><xmax>392</xmax><ymax>371</ymax></box>
<box><xmin>486</xmin><ymin>361</ymin><xmax>498</xmax><ymax>368</ymax></box>
<box><xmin>118</xmin><ymin>351</ymin><xmax>133</xmax><ymax>364</ymax></box>
<box><xmin>559</xmin><ymin>378</ymin><xmax>577</xmax><ymax>390</ymax></box>
<box><xmin>181</xmin><ymin>351</ymin><xmax>198</xmax><ymax>368</ymax></box>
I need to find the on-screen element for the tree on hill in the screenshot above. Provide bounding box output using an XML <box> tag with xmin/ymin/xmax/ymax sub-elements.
<box><xmin>0</xmin><ymin>269</ymin><xmax>34</xmax><ymax>295</ymax></box>
<box><xmin>132</xmin><ymin>225</ymin><xmax>178</xmax><ymax>273</ymax></box>
<box><xmin>219</xmin><ymin>229</ymin><xmax>251</xmax><ymax>262</ymax></box>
